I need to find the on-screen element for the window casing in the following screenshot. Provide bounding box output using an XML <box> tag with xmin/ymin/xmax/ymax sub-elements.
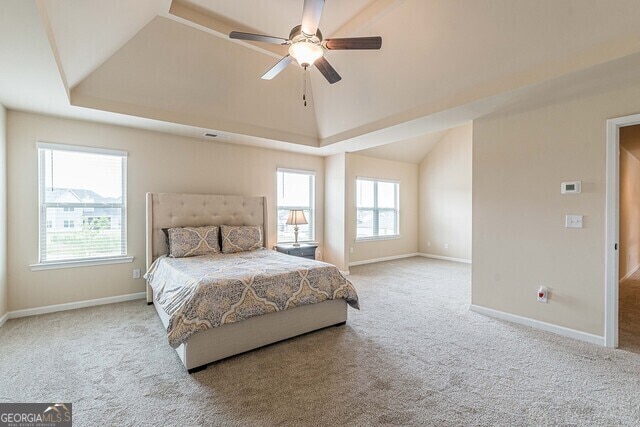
<box><xmin>356</xmin><ymin>178</ymin><xmax>399</xmax><ymax>240</ymax></box>
<box><xmin>276</xmin><ymin>169</ymin><xmax>315</xmax><ymax>243</ymax></box>
<box><xmin>37</xmin><ymin>142</ymin><xmax>128</xmax><ymax>264</ymax></box>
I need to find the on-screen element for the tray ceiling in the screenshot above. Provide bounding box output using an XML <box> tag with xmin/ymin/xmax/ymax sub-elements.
<box><xmin>3</xmin><ymin>0</ymin><xmax>640</xmax><ymax>155</ymax></box>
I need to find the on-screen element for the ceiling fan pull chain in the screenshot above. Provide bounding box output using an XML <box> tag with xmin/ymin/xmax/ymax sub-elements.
<box><xmin>303</xmin><ymin>67</ymin><xmax>307</xmax><ymax>107</ymax></box>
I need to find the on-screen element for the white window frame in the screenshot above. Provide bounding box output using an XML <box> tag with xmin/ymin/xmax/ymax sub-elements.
<box><xmin>31</xmin><ymin>142</ymin><xmax>133</xmax><ymax>271</ymax></box>
<box><xmin>356</xmin><ymin>177</ymin><xmax>400</xmax><ymax>241</ymax></box>
<box><xmin>276</xmin><ymin>168</ymin><xmax>316</xmax><ymax>243</ymax></box>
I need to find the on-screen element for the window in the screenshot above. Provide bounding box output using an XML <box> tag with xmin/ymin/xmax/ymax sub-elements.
<box><xmin>356</xmin><ymin>178</ymin><xmax>399</xmax><ymax>239</ymax></box>
<box><xmin>37</xmin><ymin>142</ymin><xmax>127</xmax><ymax>264</ymax></box>
<box><xmin>276</xmin><ymin>169</ymin><xmax>315</xmax><ymax>243</ymax></box>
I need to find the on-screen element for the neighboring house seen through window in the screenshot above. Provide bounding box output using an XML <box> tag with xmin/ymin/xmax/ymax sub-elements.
<box><xmin>37</xmin><ymin>143</ymin><xmax>127</xmax><ymax>263</ymax></box>
<box><xmin>356</xmin><ymin>178</ymin><xmax>399</xmax><ymax>239</ymax></box>
<box><xmin>276</xmin><ymin>169</ymin><xmax>315</xmax><ymax>243</ymax></box>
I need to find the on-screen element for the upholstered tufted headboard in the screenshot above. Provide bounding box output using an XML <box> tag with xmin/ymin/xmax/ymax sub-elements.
<box><xmin>145</xmin><ymin>192</ymin><xmax>268</xmax><ymax>302</ymax></box>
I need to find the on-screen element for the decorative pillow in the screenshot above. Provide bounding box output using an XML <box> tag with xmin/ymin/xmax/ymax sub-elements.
<box><xmin>167</xmin><ymin>226</ymin><xmax>220</xmax><ymax>258</ymax></box>
<box><xmin>220</xmin><ymin>225</ymin><xmax>263</xmax><ymax>254</ymax></box>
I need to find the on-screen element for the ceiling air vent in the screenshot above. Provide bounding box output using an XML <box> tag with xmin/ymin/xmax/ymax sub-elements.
<box><xmin>203</xmin><ymin>132</ymin><xmax>229</xmax><ymax>140</ymax></box>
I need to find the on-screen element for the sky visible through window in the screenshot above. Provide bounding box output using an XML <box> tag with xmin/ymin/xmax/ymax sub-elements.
<box><xmin>277</xmin><ymin>172</ymin><xmax>311</xmax><ymax>208</ymax></box>
<box><xmin>43</xmin><ymin>149</ymin><xmax>123</xmax><ymax>199</ymax></box>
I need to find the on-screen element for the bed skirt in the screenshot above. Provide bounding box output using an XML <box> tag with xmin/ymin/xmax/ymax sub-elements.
<box><xmin>153</xmin><ymin>298</ymin><xmax>348</xmax><ymax>372</ymax></box>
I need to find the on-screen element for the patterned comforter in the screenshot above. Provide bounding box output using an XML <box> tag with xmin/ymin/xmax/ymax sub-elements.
<box><xmin>146</xmin><ymin>248</ymin><xmax>359</xmax><ymax>348</ymax></box>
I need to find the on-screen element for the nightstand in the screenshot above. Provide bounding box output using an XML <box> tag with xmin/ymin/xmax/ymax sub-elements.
<box><xmin>274</xmin><ymin>243</ymin><xmax>318</xmax><ymax>260</ymax></box>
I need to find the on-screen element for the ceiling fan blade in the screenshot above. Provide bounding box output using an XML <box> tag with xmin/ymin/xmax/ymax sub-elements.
<box><xmin>301</xmin><ymin>0</ymin><xmax>324</xmax><ymax>36</ymax></box>
<box><xmin>229</xmin><ymin>31</ymin><xmax>289</xmax><ymax>45</ymax></box>
<box><xmin>324</xmin><ymin>36</ymin><xmax>382</xmax><ymax>50</ymax></box>
<box><xmin>261</xmin><ymin>55</ymin><xmax>293</xmax><ymax>80</ymax></box>
<box><xmin>314</xmin><ymin>56</ymin><xmax>341</xmax><ymax>84</ymax></box>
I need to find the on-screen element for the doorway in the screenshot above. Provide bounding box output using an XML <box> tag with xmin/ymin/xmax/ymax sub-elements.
<box><xmin>605</xmin><ymin>113</ymin><xmax>640</xmax><ymax>348</ymax></box>
<box><xmin>617</xmin><ymin>125</ymin><xmax>640</xmax><ymax>352</ymax></box>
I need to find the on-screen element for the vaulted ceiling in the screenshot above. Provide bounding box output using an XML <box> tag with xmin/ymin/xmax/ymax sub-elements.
<box><xmin>3</xmin><ymin>0</ymin><xmax>640</xmax><ymax>155</ymax></box>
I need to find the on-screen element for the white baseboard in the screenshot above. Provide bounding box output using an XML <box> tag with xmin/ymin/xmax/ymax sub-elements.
<box><xmin>418</xmin><ymin>253</ymin><xmax>472</xmax><ymax>264</ymax></box>
<box><xmin>619</xmin><ymin>264</ymin><xmax>640</xmax><ymax>284</ymax></box>
<box><xmin>4</xmin><ymin>292</ymin><xmax>146</xmax><ymax>321</ymax></box>
<box><xmin>0</xmin><ymin>311</ymin><xmax>8</xmax><ymax>328</ymax></box>
<box><xmin>349</xmin><ymin>253</ymin><xmax>419</xmax><ymax>267</ymax></box>
<box><xmin>469</xmin><ymin>304</ymin><xmax>605</xmax><ymax>346</ymax></box>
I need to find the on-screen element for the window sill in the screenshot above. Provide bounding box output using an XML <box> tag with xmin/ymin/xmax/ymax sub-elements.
<box><xmin>355</xmin><ymin>235</ymin><xmax>401</xmax><ymax>242</ymax></box>
<box><xmin>30</xmin><ymin>256</ymin><xmax>134</xmax><ymax>271</ymax></box>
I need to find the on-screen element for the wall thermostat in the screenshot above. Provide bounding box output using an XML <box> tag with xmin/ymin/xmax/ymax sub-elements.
<box><xmin>561</xmin><ymin>181</ymin><xmax>581</xmax><ymax>194</ymax></box>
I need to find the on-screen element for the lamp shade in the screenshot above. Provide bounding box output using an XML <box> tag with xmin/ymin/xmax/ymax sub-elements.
<box><xmin>286</xmin><ymin>209</ymin><xmax>308</xmax><ymax>226</ymax></box>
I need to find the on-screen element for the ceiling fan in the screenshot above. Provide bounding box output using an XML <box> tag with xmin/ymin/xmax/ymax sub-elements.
<box><xmin>228</xmin><ymin>0</ymin><xmax>382</xmax><ymax>85</ymax></box>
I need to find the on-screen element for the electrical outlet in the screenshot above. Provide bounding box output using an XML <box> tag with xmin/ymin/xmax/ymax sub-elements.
<box><xmin>537</xmin><ymin>286</ymin><xmax>548</xmax><ymax>303</ymax></box>
<box><xmin>132</xmin><ymin>269</ymin><xmax>141</xmax><ymax>279</ymax></box>
<box><xmin>427</xmin><ymin>241</ymin><xmax>431</xmax><ymax>247</ymax></box>
<box><xmin>350</xmin><ymin>247</ymin><xmax>353</xmax><ymax>254</ymax></box>
<box><xmin>444</xmin><ymin>243</ymin><xmax>449</xmax><ymax>249</ymax></box>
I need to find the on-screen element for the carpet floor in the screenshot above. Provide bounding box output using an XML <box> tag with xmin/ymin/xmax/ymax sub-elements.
<box><xmin>619</xmin><ymin>268</ymin><xmax>640</xmax><ymax>354</ymax></box>
<box><xmin>1</xmin><ymin>257</ymin><xmax>640</xmax><ymax>426</ymax></box>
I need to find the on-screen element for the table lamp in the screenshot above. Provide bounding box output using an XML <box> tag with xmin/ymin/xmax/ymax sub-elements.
<box><xmin>286</xmin><ymin>209</ymin><xmax>308</xmax><ymax>246</ymax></box>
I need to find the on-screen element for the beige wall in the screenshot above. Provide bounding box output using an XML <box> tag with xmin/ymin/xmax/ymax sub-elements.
<box><xmin>418</xmin><ymin>124</ymin><xmax>472</xmax><ymax>260</ymax></box>
<box><xmin>346</xmin><ymin>154</ymin><xmax>418</xmax><ymax>264</ymax></box>
<box><xmin>619</xmin><ymin>143</ymin><xmax>640</xmax><ymax>281</ymax></box>
<box><xmin>6</xmin><ymin>111</ymin><xmax>325</xmax><ymax>311</ymax></box>
<box><xmin>323</xmin><ymin>153</ymin><xmax>347</xmax><ymax>271</ymax></box>
<box><xmin>0</xmin><ymin>105</ymin><xmax>6</xmax><ymax>319</ymax></box>
<box><xmin>473</xmin><ymin>81</ymin><xmax>640</xmax><ymax>337</ymax></box>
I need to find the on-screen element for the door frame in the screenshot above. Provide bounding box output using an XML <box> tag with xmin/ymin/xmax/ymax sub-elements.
<box><xmin>605</xmin><ymin>113</ymin><xmax>640</xmax><ymax>347</ymax></box>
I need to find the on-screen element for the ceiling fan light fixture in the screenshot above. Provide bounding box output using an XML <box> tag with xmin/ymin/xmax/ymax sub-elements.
<box><xmin>228</xmin><ymin>1</ymin><xmax>381</xmax><ymax>85</ymax></box>
<box><xmin>288</xmin><ymin>41</ymin><xmax>324</xmax><ymax>67</ymax></box>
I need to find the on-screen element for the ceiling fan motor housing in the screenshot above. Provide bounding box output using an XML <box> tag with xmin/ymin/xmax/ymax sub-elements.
<box><xmin>289</xmin><ymin>24</ymin><xmax>323</xmax><ymax>43</ymax></box>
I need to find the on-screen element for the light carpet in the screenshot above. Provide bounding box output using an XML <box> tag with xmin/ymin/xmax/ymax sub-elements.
<box><xmin>1</xmin><ymin>257</ymin><xmax>640</xmax><ymax>426</ymax></box>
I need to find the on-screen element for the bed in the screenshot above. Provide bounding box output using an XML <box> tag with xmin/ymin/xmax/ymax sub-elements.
<box><xmin>145</xmin><ymin>192</ymin><xmax>358</xmax><ymax>373</ymax></box>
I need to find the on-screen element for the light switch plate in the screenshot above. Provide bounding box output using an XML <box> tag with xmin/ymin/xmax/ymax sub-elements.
<box><xmin>565</xmin><ymin>214</ymin><xmax>583</xmax><ymax>228</ymax></box>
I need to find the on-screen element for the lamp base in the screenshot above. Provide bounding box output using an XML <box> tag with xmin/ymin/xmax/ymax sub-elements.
<box><xmin>293</xmin><ymin>227</ymin><xmax>300</xmax><ymax>246</ymax></box>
